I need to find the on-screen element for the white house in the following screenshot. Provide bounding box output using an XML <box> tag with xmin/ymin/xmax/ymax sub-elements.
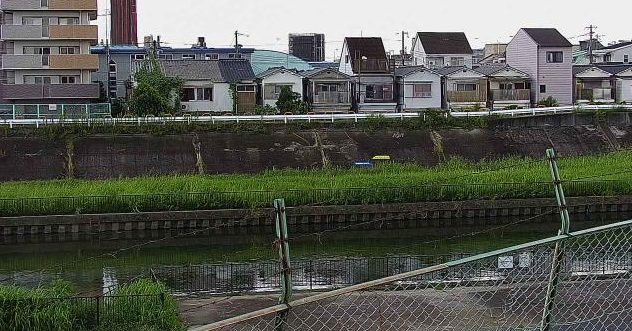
<box><xmin>436</xmin><ymin>67</ymin><xmax>487</xmax><ymax>109</ymax></box>
<box><xmin>412</xmin><ymin>32</ymin><xmax>474</xmax><ymax>69</ymax></box>
<box><xmin>256</xmin><ymin>67</ymin><xmax>304</xmax><ymax>108</ymax></box>
<box><xmin>593</xmin><ymin>42</ymin><xmax>632</xmax><ymax>64</ymax></box>
<box><xmin>475</xmin><ymin>64</ymin><xmax>532</xmax><ymax>109</ymax></box>
<box><xmin>338</xmin><ymin>37</ymin><xmax>397</xmax><ymax>113</ymax></box>
<box><xmin>616</xmin><ymin>66</ymin><xmax>632</xmax><ymax>103</ymax></box>
<box><xmin>394</xmin><ymin>66</ymin><xmax>442</xmax><ymax>111</ymax></box>
<box><xmin>573</xmin><ymin>64</ymin><xmax>632</xmax><ymax>104</ymax></box>
<box><xmin>506</xmin><ymin>28</ymin><xmax>574</xmax><ymax>106</ymax></box>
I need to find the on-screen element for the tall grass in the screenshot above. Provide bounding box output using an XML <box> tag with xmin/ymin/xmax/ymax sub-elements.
<box><xmin>0</xmin><ymin>151</ymin><xmax>631</xmax><ymax>216</ymax></box>
<box><xmin>0</xmin><ymin>280</ymin><xmax>183</xmax><ymax>331</ymax></box>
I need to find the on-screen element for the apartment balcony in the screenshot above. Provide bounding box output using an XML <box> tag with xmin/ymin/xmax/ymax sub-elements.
<box><xmin>447</xmin><ymin>90</ymin><xmax>487</xmax><ymax>103</ymax></box>
<box><xmin>314</xmin><ymin>91</ymin><xmax>351</xmax><ymax>104</ymax></box>
<box><xmin>1</xmin><ymin>0</ymin><xmax>97</xmax><ymax>18</ymax></box>
<box><xmin>352</xmin><ymin>59</ymin><xmax>391</xmax><ymax>74</ymax></box>
<box><xmin>2</xmin><ymin>54</ymin><xmax>98</xmax><ymax>70</ymax></box>
<box><xmin>577</xmin><ymin>88</ymin><xmax>615</xmax><ymax>102</ymax></box>
<box><xmin>1</xmin><ymin>25</ymin><xmax>97</xmax><ymax>42</ymax></box>
<box><xmin>491</xmin><ymin>89</ymin><xmax>531</xmax><ymax>101</ymax></box>
<box><xmin>1</xmin><ymin>83</ymin><xmax>100</xmax><ymax>100</ymax></box>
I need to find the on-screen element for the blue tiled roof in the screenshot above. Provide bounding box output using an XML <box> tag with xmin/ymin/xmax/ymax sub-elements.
<box><xmin>251</xmin><ymin>50</ymin><xmax>313</xmax><ymax>75</ymax></box>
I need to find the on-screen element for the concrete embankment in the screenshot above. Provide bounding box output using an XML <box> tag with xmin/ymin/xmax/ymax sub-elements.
<box><xmin>0</xmin><ymin>112</ymin><xmax>631</xmax><ymax>181</ymax></box>
<box><xmin>1</xmin><ymin>196</ymin><xmax>630</xmax><ymax>235</ymax></box>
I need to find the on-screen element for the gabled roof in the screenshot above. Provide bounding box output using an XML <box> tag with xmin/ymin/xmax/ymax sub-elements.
<box><xmin>300</xmin><ymin>67</ymin><xmax>351</xmax><ymax>79</ymax></box>
<box><xmin>473</xmin><ymin>64</ymin><xmax>527</xmax><ymax>77</ymax></box>
<box><xmin>394</xmin><ymin>66</ymin><xmax>440</xmax><ymax>77</ymax></box>
<box><xmin>416</xmin><ymin>32</ymin><xmax>473</xmax><ymax>55</ymax></box>
<box><xmin>256</xmin><ymin>67</ymin><xmax>301</xmax><ymax>79</ymax></box>
<box><xmin>218</xmin><ymin>59</ymin><xmax>256</xmax><ymax>83</ymax></box>
<box><xmin>601</xmin><ymin>41</ymin><xmax>632</xmax><ymax>51</ymax></box>
<box><xmin>250</xmin><ymin>50</ymin><xmax>313</xmax><ymax>75</ymax></box>
<box><xmin>344</xmin><ymin>37</ymin><xmax>387</xmax><ymax>60</ymax></box>
<box><xmin>434</xmin><ymin>66</ymin><xmax>469</xmax><ymax>76</ymax></box>
<box><xmin>158</xmin><ymin>60</ymin><xmax>224</xmax><ymax>82</ymax></box>
<box><xmin>573</xmin><ymin>64</ymin><xmax>632</xmax><ymax>76</ymax></box>
<box><xmin>521</xmin><ymin>28</ymin><xmax>572</xmax><ymax>47</ymax></box>
<box><xmin>309</xmin><ymin>62</ymin><xmax>340</xmax><ymax>69</ymax></box>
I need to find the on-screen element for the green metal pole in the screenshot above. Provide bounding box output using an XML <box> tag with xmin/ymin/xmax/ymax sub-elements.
<box><xmin>540</xmin><ymin>148</ymin><xmax>570</xmax><ymax>331</ymax></box>
<box><xmin>274</xmin><ymin>199</ymin><xmax>292</xmax><ymax>331</ymax></box>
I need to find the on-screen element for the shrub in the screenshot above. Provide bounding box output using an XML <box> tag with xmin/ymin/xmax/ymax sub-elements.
<box><xmin>538</xmin><ymin>96</ymin><xmax>559</xmax><ymax>107</ymax></box>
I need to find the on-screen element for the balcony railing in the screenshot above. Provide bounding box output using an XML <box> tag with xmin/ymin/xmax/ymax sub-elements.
<box><xmin>1</xmin><ymin>55</ymin><xmax>47</xmax><ymax>69</ymax></box>
<box><xmin>577</xmin><ymin>88</ymin><xmax>615</xmax><ymax>101</ymax></box>
<box><xmin>1</xmin><ymin>0</ymin><xmax>97</xmax><ymax>11</ymax></box>
<box><xmin>1</xmin><ymin>25</ymin><xmax>44</xmax><ymax>40</ymax></box>
<box><xmin>49</xmin><ymin>25</ymin><xmax>98</xmax><ymax>41</ymax></box>
<box><xmin>49</xmin><ymin>54</ymin><xmax>99</xmax><ymax>70</ymax></box>
<box><xmin>447</xmin><ymin>90</ymin><xmax>487</xmax><ymax>103</ymax></box>
<box><xmin>352</xmin><ymin>59</ymin><xmax>390</xmax><ymax>73</ymax></box>
<box><xmin>314</xmin><ymin>92</ymin><xmax>351</xmax><ymax>104</ymax></box>
<box><xmin>1</xmin><ymin>84</ymin><xmax>100</xmax><ymax>100</ymax></box>
<box><xmin>491</xmin><ymin>89</ymin><xmax>531</xmax><ymax>101</ymax></box>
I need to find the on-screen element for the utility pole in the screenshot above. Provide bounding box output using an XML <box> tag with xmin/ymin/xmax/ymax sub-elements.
<box><xmin>586</xmin><ymin>25</ymin><xmax>597</xmax><ymax>64</ymax></box>
<box><xmin>274</xmin><ymin>199</ymin><xmax>292</xmax><ymax>331</ymax></box>
<box><xmin>399</xmin><ymin>31</ymin><xmax>409</xmax><ymax>67</ymax></box>
<box><xmin>234</xmin><ymin>30</ymin><xmax>248</xmax><ymax>56</ymax></box>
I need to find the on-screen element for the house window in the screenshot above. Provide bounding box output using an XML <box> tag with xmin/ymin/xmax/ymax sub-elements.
<box><xmin>182</xmin><ymin>54</ymin><xmax>196</xmax><ymax>60</ymax></box>
<box><xmin>182</xmin><ymin>88</ymin><xmax>196</xmax><ymax>101</ymax></box>
<box><xmin>59</xmin><ymin>47</ymin><xmax>79</xmax><ymax>55</ymax></box>
<box><xmin>499</xmin><ymin>83</ymin><xmax>513</xmax><ymax>90</ymax></box>
<box><xmin>540</xmin><ymin>85</ymin><xmax>547</xmax><ymax>93</ymax></box>
<box><xmin>455</xmin><ymin>83</ymin><xmax>477</xmax><ymax>91</ymax></box>
<box><xmin>159</xmin><ymin>54</ymin><xmax>173</xmax><ymax>60</ymax></box>
<box><xmin>319</xmin><ymin>84</ymin><xmax>339</xmax><ymax>93</ymax></box>
<box><xmin>274</xmin><ymin>85</ymin><xmax>292</xmax><ymax>94</ymax></box>
<box><xmin>182</xmin><ymin>88</ymin><xmax>213</xmax><ymax>101</ymax></box>
<box><xmin>109</xmin><ymin>90</ymin><xmax>118</xmax><ymax>98</ymax></box>
<box><xmin>109</xmin><ymin>61</ymin><xmax>117</xmax><ymax>74</ymax></box>
<box><xmin>60</xmin><ymin>76</ymin><xmax>79</xmax><ymax>84</ymax></box>
<box><xmin>58</xmin><ymin>17</ymin><xmax>79</xmax><ymax>25</ymax></box>
<box><xmin>625</xmin><ymin>55</ymin><xmax>630</xmax><ymax>63</ymax></box>
<box><xmin>237</xmin><ymin>85</ymin><xmax>255</xmax><ymax>92</ymax></box>
<box><xmin>345</xmin><ymin>55</ymin><xmax>349</xmax><ymax>64</ymax></box>
<box><xmin>450</xmin><ymin>57</ymin><xmax>465</xmax><ymax>66</ymax></box>
<box><xmin>412</xmin><ymin>84</ymin><xmax>432</xmax><ymax>98</ymax></box>
<box><xmin>205</xmin><ymin>54</ymin><xmax>219</xmax><ymax>61</ymax></box>
<box><xmin>546</xmin><ymin>51</ymin><xmax>564</xmax><ymax>63</ymax></box>
<box><xmin>229</xmin><ymin>53</ymin><xmax>242</xmax><ymax>59</ymax></box>
<box><xmin>40</xmin><ymin>0</ymin><xmax>48</xmax><ymax>7</ymax></box>
<box><xmin>365</xmin><ymin>85</ymin><xmax>393</xmax><ymax>101</ymax></box>
<box><xmin>132</xmin><ymin>54</ymin><xmax>145</xmax><ymax>61</ymax></box>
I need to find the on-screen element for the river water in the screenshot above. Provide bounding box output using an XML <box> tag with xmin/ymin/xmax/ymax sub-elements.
<box><xmin>0</xmin><ymin>211</ymin><xmax>630</xmax><ymax>296</ymax></box>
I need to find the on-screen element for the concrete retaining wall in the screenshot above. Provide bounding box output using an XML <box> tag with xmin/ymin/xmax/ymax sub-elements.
<box><xmin>1</xmin><ymin>196</ymin><xmax>630</xmax><ymax>235</ymax></box>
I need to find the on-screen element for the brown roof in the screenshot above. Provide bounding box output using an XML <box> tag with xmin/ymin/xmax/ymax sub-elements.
<box><xmin>344</xmin><ymin>37</ymin><xmax>387</xmax><ymax>60</ymax></box>
<box><xmin>416</xmin><ymin>32</ymin><xmax>473</xmax><ymax>55</ymax></box>
<box><xmin>522</xmin><ymin>28</ymin><xmax>572</xmax><ymax>47</ymax></box>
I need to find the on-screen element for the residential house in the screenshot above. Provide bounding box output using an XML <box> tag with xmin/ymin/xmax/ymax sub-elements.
<box><xmin>436</xmin><ymin>67</ymin><xmax>487</xmax><ymax>110</ymax></box>
<box><xmin>573</xmin><ymin>64</ymin><xmax>632</xmax><ymax>104</ymax></box>
<box><xmin>256</xmin><ymin>67</ymin><xmax>304</xmax><ymax>108</ymax></box>
<box><xmin>394</xmin><ymin>66</ymin><xmax>442</xmax><ymax>111</ymax></box>
<box><xmin>506</xmin><ymin>28</ymin><xmax>574</xmax><ymax>106</ymax></box>
<box><xmin>411</xmin><ymin>32</ymin><xmax>474</xmax><ymax>68</ymax></box>
<box><xmin>136</xmin><ymin>59</ymin><xmax>256</xmax><ymax>114</ymax></box>
<box><xmin>592</xmin><ymin>42</ymin><xmax>632</xmax><ymax>64</ymax></box>
<box><xmin>475</xmin><ymin>64</ymin><xmax>531</xmax><ymax>109</ymax></box>
<box><xmin>479</xmin><ymin>43</ymin><xmax>507</xmax><ymax>64</ymax></box>
<box><xmin>301</xmin><ymin>67</ymin><xmax>352</xmax><ymax>114</ymax></box>
<box><xmin>339</xmin><ymin>37</ymin><xmax>396</xmax><ymax>112</ymax></box>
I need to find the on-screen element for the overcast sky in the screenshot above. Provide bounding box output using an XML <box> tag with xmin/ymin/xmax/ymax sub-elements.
<box><xmin>96</xmin><ymin>0</ymin><xmax>630</xmax><ymax>61</ymax></box>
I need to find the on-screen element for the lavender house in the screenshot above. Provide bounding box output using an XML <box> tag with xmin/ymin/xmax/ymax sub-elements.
<box><xmin>506</xmin><ymin>28</ymin><xmax>573</xmax><ymax>106</ymax></box>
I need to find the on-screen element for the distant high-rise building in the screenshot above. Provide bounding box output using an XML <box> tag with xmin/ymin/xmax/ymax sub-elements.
<box><xmin>289</xmin><ymin>33</ymin><xmax>325</xmax><ymax>62</ymax></box>
<box><xmin>110</xmin><ymin>0</ymin><xmax>138</xmax><ymax>46</ymax></box>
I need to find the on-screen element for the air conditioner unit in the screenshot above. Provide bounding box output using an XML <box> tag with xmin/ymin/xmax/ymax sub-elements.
<box><xmin>181</xmin><ymin>104</ymin><xmax>189</xmax><ymax>111</ymax></box>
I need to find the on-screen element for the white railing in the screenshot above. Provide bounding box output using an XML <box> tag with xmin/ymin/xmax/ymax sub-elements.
<box><xmin>0</xmin><ymin>105</ymin><xmax>630</xmax><ymax>127</ymax></box>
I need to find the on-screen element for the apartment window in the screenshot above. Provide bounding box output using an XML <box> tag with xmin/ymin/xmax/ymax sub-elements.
<box><xmin>205</xmin><ymin>54</ymin><xmax>219</xmax><ymax>61</ymax></box>
<box><xmin>22</xmin><ymin>17</ymin><xmax>42</xmax><ymax>25</ymax></box>
<box><xmin>546</xmin><ymin>51</ymin><xmax>564</xmax><ymax>63</ymax></box>
<box><xmin>60</xmin><ymin>76</ymin><xmax>79</xmax><ymax>84</ymax></box>
<box><xmin>455</xmin><ymin>83</ymin><xmax>477</xmax><ymax>91</ymax></box>
<box><xmin>159</xmin><ymin>54</ymin><xmax>173</xmax><ymax>60</ymax></box>
<box><xmin>34</xmin><ymin>77</ymin><xmax>52</xmax><ymax>84</ymax></box>
<box><xmin>540</xmin><ymin>85</ymin><xmax>547</xmax><ymax>93</ymax></box>
<box><xmin>412</xmin><ymin>84</ymin><xmax>432</xmax><ymax>98</ymax></box>
<box><xmin>59</xmin><ymin>47</ymin><xmax>79</xmax><ymax>55</ymax></box>
<box><xmin>237</xmin><ymin>85</ymin><xmax>255</xmax><ymax>92</ymax></box>
<box><xmin>132</xmin><ymin>54</ymin><xmax>145</xmax><ymax>61</ymax></box>
<box><xmin>23</xmin><ymin>47</ymin><xmax>51</xmax><ymax>55</ymax></box>
<box><xmin>40</xmin><ymin>0</ymin><xmax>48</xmax><ymax>7</ymax></box>
<box><xmin>109</xmin><ymin>90</ymin><xmax>118</xmax><ymax>98</ymax></box>
<box><xmin>450</xmin><ymin>57</ymin><xmax>465</xmax><ymax>66</ymax></box>
<box><xmin>182</xmin><ymin>54</ymin><xmax>196</xmax><ymax>60</ymax></box>
<box><xmin>108</xmin><ymin>77</ymin><xmax>117</xmax><ymax>87</ymax></box>
<box><xmin>109</xmin><ymin>61</ymin><xmax>117</xmax><ymax>74</ymax></box>
<box><xmin>625</xmin><ymin>55</ymin><xmax>630</xmax><ymax>63</ymax></box>
<box><xmin>58</xmin><ymin>17</ymin><xmax>80</xmax><ymax>25</ymax></box>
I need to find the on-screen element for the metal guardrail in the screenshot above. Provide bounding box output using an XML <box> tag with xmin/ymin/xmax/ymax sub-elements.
<box><xmin>0</xmin><ymin>105</ymin><xmax>629</xmax><ymax>127</ymax></box>
<box><xmin>191</xmin><ymin>218</ymin><xmax>632</xmax><ymax>331</ymax></box>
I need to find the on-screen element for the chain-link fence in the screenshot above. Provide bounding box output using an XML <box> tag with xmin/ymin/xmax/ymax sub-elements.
<box><xmin>0</xmin><ymin>103</ymin><xmax>111</xmax><ymax>120</ymax></box>
<box><xmin>192</xmin><ymin>218</ymin><xmax>632</xmax><ymax>331</ymax></box>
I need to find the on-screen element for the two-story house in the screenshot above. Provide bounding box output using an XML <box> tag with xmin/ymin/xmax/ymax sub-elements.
<box><xmin>506</xmin><ymin>28</ymin><xmax>573</xmax><ymax>106</ymax></box>
<box><xmin>592</xmin><ymin>42</ymin><xmax>632</xmax><ymax>64</ymax></box>
<box><xmin>339</xmin><ymin>37</ymin><xmax>396</xmax><ymax>112</ymax></box>
<box><xmin>411</xmin><ymin>32</ymin><xmax>474</xmax><ymax>69</ymax></box>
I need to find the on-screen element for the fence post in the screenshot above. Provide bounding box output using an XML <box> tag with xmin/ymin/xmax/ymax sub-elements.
<box><xmin>274</xmin><ymin>198</ymin><xmax>292</xmax><ymax>331</ymax></box>
<box><xmin>540</xmin><ymin>148</ymin><xmax>570</xmax><ymax>331</ymax></box>
<box><xmin>96</xmin><ymin>296</ymin><xmax>101</xmax><ymax>326</ymax></box>
<box><xmin>12</xmin><ymin>104</ymin><xmax>16</xmax><ymax>120</ymax></box>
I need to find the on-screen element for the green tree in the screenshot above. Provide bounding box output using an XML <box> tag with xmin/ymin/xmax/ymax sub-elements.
<box><xmin>129</xmin><ymin>57</ymin><xmax>183</xmax><ymax>116</ymax></box>
<box><xmin>275</xmin><ymin>86</ymin><xmax>308</xmax><ymax>114</ymax></box>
